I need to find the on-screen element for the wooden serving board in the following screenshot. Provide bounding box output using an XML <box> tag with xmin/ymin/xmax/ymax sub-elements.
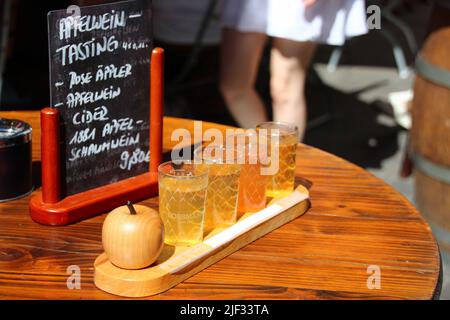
<box><xmin>94</xmin><ymin>185</ymin><xmax>310</xmax><ymax>298</ymax></box>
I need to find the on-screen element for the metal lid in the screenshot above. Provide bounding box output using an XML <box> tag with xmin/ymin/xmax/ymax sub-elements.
<box><xmin>0</xmin><ymin>118</ymin><xmax>32</xmax><ymax>148</ymax></box>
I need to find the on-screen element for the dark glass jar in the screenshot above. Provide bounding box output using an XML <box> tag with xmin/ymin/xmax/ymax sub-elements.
<box><xmin>0</xmin><ymin>119</ymin><xmax>33</xmax><ymax>202</ymax></box>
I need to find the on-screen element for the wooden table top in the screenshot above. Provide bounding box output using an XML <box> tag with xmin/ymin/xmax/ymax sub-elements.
<box><xmin>0</xmin><ymin>111</ymin><xmax>441</xmax><ymax>300</ymax></box>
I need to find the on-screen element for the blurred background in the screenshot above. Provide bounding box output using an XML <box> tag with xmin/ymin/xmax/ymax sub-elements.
<box><xmin>1</xmin><ymin>0</ymin><xmax>449</xmax><ymax>299</ymax></box>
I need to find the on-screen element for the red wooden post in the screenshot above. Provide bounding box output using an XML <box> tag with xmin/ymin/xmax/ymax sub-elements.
<box><xmin>41</xmin><ymin>108</ymin><xmax>61</xmax><ymax>203</ymax></box>
<box><xmin>150</xmin><ymin>48</ymin><xmax>164</xmax><ymax>175</ymax></box>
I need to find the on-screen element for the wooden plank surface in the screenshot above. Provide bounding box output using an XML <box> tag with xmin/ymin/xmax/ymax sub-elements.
<box><xmin>0</xmin><ymin>111</ymin><xmax>441</xmax><ymax>300</ymax></box>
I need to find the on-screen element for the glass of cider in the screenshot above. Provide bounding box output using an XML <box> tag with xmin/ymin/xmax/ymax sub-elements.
<box><xmin>194</xmin><ymin>145</ymin><xmax>242</xmax><ymax>232</ymax></box>
<box><xmin>158</xmin><ymin>160</ymin><xmax>209</xmax><ymax>246</ymax></box>
<box><xmin>256</xmin><ymin>122</ymin><xmax>299</xmax><ymax>199</ymax></box>
<box><xmin>227</xmin><ymin>130</ymin><xmax>268</xmax><ymax>214</ymax></box>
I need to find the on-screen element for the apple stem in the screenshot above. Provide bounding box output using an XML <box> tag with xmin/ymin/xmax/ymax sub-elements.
<box><xmin>127</xmin><ymin>201</ymin><xmax>137</xmax><ymax>215</ymax></box>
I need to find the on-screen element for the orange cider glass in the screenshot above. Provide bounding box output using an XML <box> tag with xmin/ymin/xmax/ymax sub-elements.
<box><xmin>227</xmin><ymin>131</ymin><xmax>268</xmax><ymax>214</ymax></box>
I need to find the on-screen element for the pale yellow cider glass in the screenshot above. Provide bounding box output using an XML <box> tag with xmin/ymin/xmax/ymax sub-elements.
<box><xmin>194</xmin><ymin>145</ymin><xmax>242</xmax><ymax>232</ymax></box>
<box><xmin>158</xmin><ymin>161</ymin><xmax>209</xmax><ymax>246</ymax></box>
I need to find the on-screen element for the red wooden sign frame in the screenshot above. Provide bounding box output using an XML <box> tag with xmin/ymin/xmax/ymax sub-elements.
<box><xmin>29</xmin><ymin>48</ymin><xmax>164</xmax><ymax>226</ymax></box>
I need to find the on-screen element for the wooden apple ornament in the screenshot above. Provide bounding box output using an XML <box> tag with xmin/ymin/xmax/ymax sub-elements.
<box><xmin>102</xmin><ymin>202</ymin><xmax>164</xmax><ymax>270</ymax></box>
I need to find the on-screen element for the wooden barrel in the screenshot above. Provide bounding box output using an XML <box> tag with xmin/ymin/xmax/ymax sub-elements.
<box><xmin>411</xmin><ymin>27</ymin><xmax>450</xmax><ymax>250</ymax></box>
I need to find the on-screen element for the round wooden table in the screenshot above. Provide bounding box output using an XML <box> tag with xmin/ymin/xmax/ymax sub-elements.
<box><xmin>0</xmin><ymin>111</ymin><xmax>441</xmax><ymax>299</ymax></box>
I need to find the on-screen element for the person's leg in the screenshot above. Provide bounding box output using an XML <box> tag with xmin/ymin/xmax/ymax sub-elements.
<box><xmin>220</xmin><ymin>28</ymin><xmax>268</xmax><ymax>128</ymax></box>
<box><xmin>270</xmin><ymin>38</ymin><xmax>317</xmax><ymax>141</ymax></box>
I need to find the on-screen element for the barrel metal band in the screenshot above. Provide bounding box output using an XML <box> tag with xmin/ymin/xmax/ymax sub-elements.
<box><xmin>416</xmin><ymin>55</ymin><xmax>450</xmax><ymax>88</ymax></box>
<box><xmin>412</xmin><ymin>152</ymin><xmax>450</xmax><ymax>184</ymax></box>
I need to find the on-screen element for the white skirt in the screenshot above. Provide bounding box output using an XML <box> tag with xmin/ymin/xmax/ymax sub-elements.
<box><xmin>221</xmin><ymin>0</ymin><xmax>368</xmax><ymax>45</ymax></box>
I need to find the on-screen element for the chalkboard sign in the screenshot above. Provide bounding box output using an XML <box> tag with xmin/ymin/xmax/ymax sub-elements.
<box><xmin>48</xmin><ymin>0</ymin><xmax>152</xmax><ymax>196</ymax></box>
